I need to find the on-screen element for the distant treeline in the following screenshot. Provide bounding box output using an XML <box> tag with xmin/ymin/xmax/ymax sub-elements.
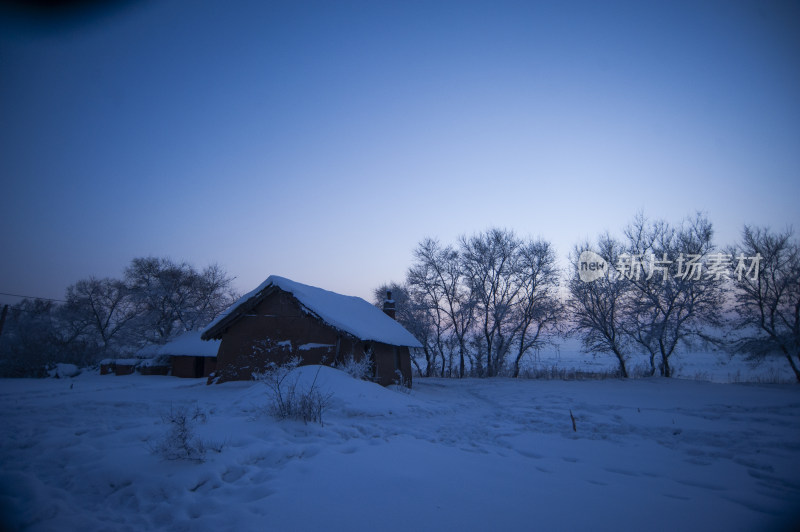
<box><xmin>373</xmin><ymin>213</ymin><xmax>800</xmax><ymax>383</ymax></box>
<box><xmin>0</xmin><ymin>257</ymin><xmax>237</xmax><ymax>377</ymax></box>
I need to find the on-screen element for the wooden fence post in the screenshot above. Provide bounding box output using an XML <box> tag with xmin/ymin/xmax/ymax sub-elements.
<box><xmin>0</xmin><ymin>304</ymin><xmax>8</xmax><ymax>338</ymax></box>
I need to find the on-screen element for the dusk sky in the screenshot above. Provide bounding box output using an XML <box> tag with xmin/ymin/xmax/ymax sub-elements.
<box><xmin>1</xmin><ymin>0</ymin><xmax>798</xmax><ymax>305</ymax></box>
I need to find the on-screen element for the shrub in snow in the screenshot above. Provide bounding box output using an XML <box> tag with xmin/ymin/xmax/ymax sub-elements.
<box><xmin>390</xmin><ymin>369</ymin><xmax>411</xmax><ymax>394</ymax></box>
<box><xmin>150</xmin><ymin>404</ymin><xmax>222</xmax><ymax>462</ymax></box>
<box><xmin>253</xmin><ymin>357</ymin><xmax>333</xmax><ymax>426</ymax></box>
<box><xmin>339</xmin><ymin>351</ymin><xmax>373</xmax><ymax>381</ymax></box>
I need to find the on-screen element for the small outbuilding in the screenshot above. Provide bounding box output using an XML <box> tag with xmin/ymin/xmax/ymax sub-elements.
<box><xmin>101</xmin><ymin>333</ymin><xmax>220</xmax><ymax>378</ymax></box>
<box><xmin>161</xmin><ymin>331</ymin><xmax>220</xmax><ymax>378</ymax></box>
<box><xmin>112</xmin><ymin>359</ymin><xmax>138</xmax><ymax>375</ymax></box>
<box><xmin>200</xmin><ymin>275</ymin><xmax>421</xmax><ymax>386</ymax></box>
<box><xmin>100</xmin><ymin>359</ymin><xmax>115</xmax><ymax>375</ymax></box>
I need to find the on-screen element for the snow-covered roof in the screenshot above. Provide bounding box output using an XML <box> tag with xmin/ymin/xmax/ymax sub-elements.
<box><xmin>159</xmin><ymin>331</ymin><xmax>220</xmax><ymax>358</ymax></box>
<box><xmin>133</xmin><ymin>343</ymin><xmax>162</xmax><ymax>358</ymax></box>
<box><xmin>202</xmin><ymin>275</ymin><xmax>422</xmax><ymax>348</ymax></box>
<box><xmin>131</xmin><ymin>332</ymin><xmax>220</xmax><ymax>359</ymax></box>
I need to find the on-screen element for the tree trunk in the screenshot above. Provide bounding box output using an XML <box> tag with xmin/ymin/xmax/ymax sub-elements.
<box><xmin>613</xmin><ymin>348</ymin><xmax>629</xmax><ymax>378</ymax></box>
<box><xmin>425</xmin><ymin>352</ymin><xmax>434</xmax><ymax>377</ymax></box>
<box><xmin>513</xmin><ymin>349</ymin><xmax>523</xmax><ymax>378</ymax></box>
<box><xmin>661</xmin><ymin>352</ymin><xmax>671</xmax><ymax>378</ymax></box>
<box><xmin>411</xmin><ymin>355</ymin><xmax>423</xmax><ymax>377</ymax></box>
<box><xmin>784</xmin><ymin>351</ymin><xmax>800</xmax><ymax>383</ymax></box>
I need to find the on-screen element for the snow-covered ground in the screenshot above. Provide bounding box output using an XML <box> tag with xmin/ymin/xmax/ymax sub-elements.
<box><xmin>1</xmin><ymin>367</ymin><xmax>799</xmax><ymax>531</ymax></box>
<box><xmin>526</xmin><ymin>337</ymin><xmax>798</xmax><ymax>384</ymax></box>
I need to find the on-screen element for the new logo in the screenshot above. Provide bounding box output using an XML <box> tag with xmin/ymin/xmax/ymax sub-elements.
<box><xmin>578</xmin><ymin>250</ymin><xmax>607</xmax><ymax>283</ymax></box>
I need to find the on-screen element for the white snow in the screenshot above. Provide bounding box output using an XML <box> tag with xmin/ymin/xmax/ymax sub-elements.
<box><xmin>298</xmin><ymin>343</ymin><xmax>335</xmax><ymax>351</ymax></box>
<box><xmin>159</xmin><ymin>331</ymin><xmax>220</xmax><ymax>358</ymax></box>
<box><xmin>47</xmin><ymin>363</ymin><xmax>80</xmax><ymax>379</ymax></box>
<box><xmin>1</xmin><ymin>368</ymin><xmax>798</xmax><ymax>531</ymax></box>
<box><xmin>525</xmin><ymin>337</ymin><xmax>798</xmax><ymax>383</ymax></box>
<box><xmin>113</xmin><ymin>358</ymin><xmax>141</xmax><ymax>365</ymax></box>
<box><xmin>139</xmin><ymin>358</ymin><xmax>168</xmax><ymax>368</ymax></box>
<box><xmin>203</xmin><ymin>275</ymin><xmax>422</xmax><ymax>348</ymax></box>
<box><xmin>134</xmin><ymin>343</ymin><xmax>162</xmax><ymax>358</ymax></box>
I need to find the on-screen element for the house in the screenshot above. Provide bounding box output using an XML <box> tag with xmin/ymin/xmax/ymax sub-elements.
<box><xmin>200</xmin><ymin>275</ymin><xmax>421</xmax><ymax>386</ymax></box>
<box><xmin>161</xmin><ymin>331</ymin><xmax>220</xmax><ymax>378</ymax></box>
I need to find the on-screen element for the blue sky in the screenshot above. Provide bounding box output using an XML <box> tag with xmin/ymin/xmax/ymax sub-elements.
<box><xmin>1</xmin><ymin>0</ymin><xmax>798</xmax><ymax>304</ymax></box>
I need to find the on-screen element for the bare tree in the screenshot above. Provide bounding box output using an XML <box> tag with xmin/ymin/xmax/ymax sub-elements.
<box><xmin>460</xmin><ymin>228</ymin><xmax>521</xmax><ymax>377</ymax></box>
<box><xmin>406</xmin><ymin>232</ymin><xmax>564</xmax><ymax>378</ymax></box>
<box><xmin>510</xmin><ymin>238</ymin><xmax>563</xmax><ymax>378</ymax></box>
<box><xmin>567</xmin><ymin>235</ymin><xmax>632</xmax><ymax>377</ymax></box>
<box><xmin>125</xmin><ymin>257</ymin><xmax>237</xmax><ymax>344</ymax></box>
<box><xmin>730</xmin><ymin>226</ymin><xmax>800</xmax><ymax>382</ymax></box>
<box><xmin>192</xmin><ymin>264</ymin><xmax>240</xmax><ymax>329</ymax></box>
<box><xmin>621</xmin><ymin>213</ymin><xmax>723</xmax><ymax>377</ymax></box>
<box><xmin>407</xmin><ymin>239</ymin><xmax>474</xmax><ymax>377</ymax></box>
<box><xmin>63</xmin><ymin>277</ymin><xmax>140</xmax><ymax>356</ymax></box>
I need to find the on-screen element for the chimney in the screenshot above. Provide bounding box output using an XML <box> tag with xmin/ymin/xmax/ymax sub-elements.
<box><xmin>382</xmin><ymin>290</ymin><xmax>396</xmax><ymax>319</ymax></box>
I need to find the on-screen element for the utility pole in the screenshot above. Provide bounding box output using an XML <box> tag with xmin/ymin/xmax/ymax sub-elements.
<box><xmin>0</xmin><ymin>304</ymin><xmax>7</xmax><ymax>338</ymax></box>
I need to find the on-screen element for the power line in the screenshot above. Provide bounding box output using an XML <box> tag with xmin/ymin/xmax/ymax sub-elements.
<box><xmin>0</xmin><ymin>292</ymin><xmax>67</xmax><ymax>303</ymax></box>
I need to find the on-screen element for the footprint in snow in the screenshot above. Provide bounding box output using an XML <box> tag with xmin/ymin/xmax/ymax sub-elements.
<box><xmin>222</xmin><ymin>467</ymin><xmax>246</xmax><ymax>483</ymax></box>
<box><xmin>516</xmin><ymin>449</ymin><xmax>543</xmax><ymax>459</ymax></box>
<box><xmin>339</xmin><ymin>444</ymin><xmax>358</xmax><ymax>454</ymax></box>
<box><xmin>675</xmin><ymin>478</ymin><xmax>727</xmax><ymax>491</ymax></box>
<box><xmin>603</xmin><ymin>467</ymin><xmax>639</xmax><ymax>477</ymax></box>
<box><xmin>662</xmin><ymin>493</ymin><xmax>691</xmax><ymax>501</ymax></box>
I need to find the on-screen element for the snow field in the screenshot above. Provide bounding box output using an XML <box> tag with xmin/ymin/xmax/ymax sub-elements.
<box><xmin>1</xmin><ymin>367</ymin><xmax>799</xmax><ymax>531</ymax></box>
